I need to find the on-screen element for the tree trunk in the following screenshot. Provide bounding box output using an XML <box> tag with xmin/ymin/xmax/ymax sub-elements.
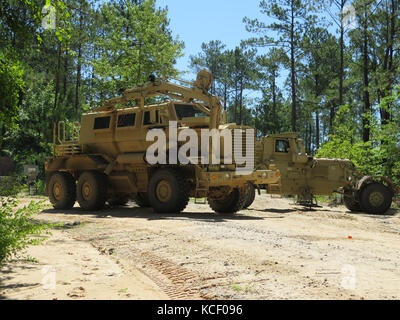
<box><xmin>0</xmin><ymin>124</ymin><xmax>4</xmax><ymax>154</ymax></box>
<box><xmin>223</xmin><ymin>82</ymin><xmax>227</xmax><ymax>111</ymax></box>
<box><xmin>290</xmin><ymin>1</ymin><xmax>297</xmax><ymax>132</ymax></box>
<box><xmin>272</xmin><ymin>70</ymin><xmax>277</xmax><ymax>132</ymax></box>
<box><xmin>314</xmin><ymin>74</ymin><xmax>320</xmax><ymax>149</ymax></box>
<box><xmin>380</xmin><ymin>0</ymin><xmax>397</xmax><ymax>125</ymax></box>
<box><xmin>53</xmin><ymin>42</ymin><xmax>62</xmax><ymax>112</ymax></box>
<box><xmin>63</xmin><ymin>48</ymin><xmax>68</xmax><ymax>97</ymax></box>
<box><xmin>362</xmin><ymin>13</ymin><xmax>370</xmax><ymax>143</ymax></box>
<box><xmin>75</xmin><ymin>8</ymin><xmax>84</xmax><ymax>113</ymax></box>
<box><xmin>75</xmin><ymin>44</ymin><xmax>82</xmax><ymax>113</ymax></box>
<box><xmin>239</xmin><ymin>78</ymin><xmax>244</xmax><ymax>125</ymax></box>
<box><xmin>316</xmin><ymin>111</ymin><xmax>320</xmax><ymax>150</ymax></box>
<box><xmin>339</xmin><ymin>0</ymin><xmax>346</xmax><ymax>108</ymax></box>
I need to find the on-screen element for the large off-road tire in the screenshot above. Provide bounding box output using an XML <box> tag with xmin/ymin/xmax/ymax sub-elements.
<box><xmin>48</xmin><ymin>172</ymin><xmax>76</xmax><ymax>210</ymax></box>
<box><xmin>76</xmin><ymin>171</ymin><xmax>108</xmax><ymax>211</ymax></box>
<box><xmin>344</xmin><ymin>194</ymin><xmax>361</xmax><ymax>212</ymax></box>
<box><xmin>243</xmin><ymin>183</ymin><xmax>256</xmax><ymax>209</ymax></box>
<box><xmin>133</xmin><ymin>192</ymin><xmax>151</xmax><ymax>208</ymax></box>
<box><xmin>147</xmin><ymin>168</ymin><xmax>189</xmax><ymax>213</ymax></box>
<box><xmin>360</xmin><ymin>183</ymin><xmax>393</xmax><ymax>215</ymax></box>
<box><xmin>208</xmin><ymin>189</ymin><xmax>247</xmax><ymax>214</ymax></box>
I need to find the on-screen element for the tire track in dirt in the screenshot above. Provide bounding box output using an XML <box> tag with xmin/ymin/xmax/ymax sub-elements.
<box><xmin>90</xmin><ymin>239</ymin><xmax>226</xmax><ymax>300</ymax></box>
<box><xmin>73</xmin><ymin>224</ymin><xmax>240</xmax><ymax>300</ymax></box>
<box><xmin>33</xmin><ymin>197</ymin><xmax>400</xmax><ymax>300</ymax></box>
<box><xmin>129</xmin><ymin>250</ymin><xmax>204</xmax><ymax>299</ymax></box>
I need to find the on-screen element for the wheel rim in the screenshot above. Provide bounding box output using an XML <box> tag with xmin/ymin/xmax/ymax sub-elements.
<box><xmin>156</xmin><ymin>180</ymin><xmax>172</xmax><ymax>203</ymax></box>
<box><xmin>53</xmin><ymin>182</ymin><xmax>63</xmax><ymax>201</ymax></box>
<box><xmin>82</xmin><ymin>181</ymin><xmax>93</xmax><ymax>201</ymax></box>
<box><xmin>369</xmin><ymin>191</ymin><xmax>384</xmax><ymax>207</ymax></box>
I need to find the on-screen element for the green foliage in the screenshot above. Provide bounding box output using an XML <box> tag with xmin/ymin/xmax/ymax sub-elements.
<box><xmin>0</xmin><ymin>167</ymin><xmax>51</xmax><ymax>267</ymax></box>
<box><xmin>0</xmin><ymin>197</ymin><xmax>51</xmax><ymax>266</ymax></box>
<box><xmin>318</xmin><ymin>87</ymin><xmax>400</xmax><ymax>186</ymax></box>
<box><xmin>92</xmin><ymin>0</ymin><xmax>184</xmax><ymax>97</ymax></box>
<box><xmin>0</xmin><ymin>0</ymin><xmax>184</xmax><ymax>181</ymax></box>
<box><xmin>190</xmin><ymin>40</ymin><xmax>226</xmax><ymax>95</ymax></box>
<box><xmin>244</xmin><ymin>0</ymin><xmax>319</xmax><ymax>132</ymax></box>
<box><xmin>253</xmin><ymin>49</ymin><xmax>289</xmax><ymax>135</ymax></box>
<box><xmin>1</xmin><ymin>0</ymin><xmax>399</xmax><ymax>193</ymax></box>
<box><xmin>190</xmin><ymin>42</ymin><xmax>258</xmax><ymax>125</ymax></box>
<box><xmin>0</xmin><ymin>51</ymin><xmax>24</xmax><ymax>133</ymax></box>
<box><xmin>0</xmin><ymin>177</ymin><xmax>24</xmax><ymax>197</ymax></box>
<box><xmin>33</xmin><ymin>179</ymin><xmax>47</xmax><ymax>195</ymax></box>
<box><xmin>317</xmin><ymin>105</ymin><xmax>379</xmax><ymax>173</ymax></box>
<box><xmin>3</xmin><ymin>73</ymin><xmax>55</xmax><ymax>178</ymax></box>
<box><xmin>243</xmin><ymin>0</ymin><xmax>315</xmax><ymax>49</ymax></box>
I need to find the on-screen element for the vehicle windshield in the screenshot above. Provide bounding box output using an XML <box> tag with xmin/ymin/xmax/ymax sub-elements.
<box><xmin>174</xmin><ymin>104</ymin><xmax>208</xmax><ymax>120</ymax></box>
<box><xmin>296</xmin><ymin>139</ymin><xmax>306</xmax><ymax>155</ymax></box>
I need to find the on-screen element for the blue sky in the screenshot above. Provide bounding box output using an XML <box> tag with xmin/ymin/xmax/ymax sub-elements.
<box><xmin>156</xmin><ymin>0</ymin><xmax>268</xmax><ymax>80</ymax></box>
<box><xmin>154</xmin><ymin>0</ymin><xmax>347</xmax><ymax>101</ymax></box>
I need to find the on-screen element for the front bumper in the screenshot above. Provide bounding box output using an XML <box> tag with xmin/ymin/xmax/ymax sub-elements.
<box><xmin>200</xmin><ymin>169</ymin><xmax>281</xmax><ymax>187</ymax></box>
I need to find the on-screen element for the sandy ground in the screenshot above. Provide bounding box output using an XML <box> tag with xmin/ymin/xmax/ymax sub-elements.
<box><xmin>1</xmin><ymin>195</ymin><xmax>400</xmax><ymax>300</ymax></box>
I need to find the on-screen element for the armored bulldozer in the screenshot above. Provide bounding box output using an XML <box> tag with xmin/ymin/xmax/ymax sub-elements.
<box><xmin>45</xmin><ymin>70</ymin><xmax>280</xmax><ymax>214</ymax></box>
<box><xmin>243</xmin><ymin>133</ymin><xmax>396</xmax><ymax>215</ymax></box>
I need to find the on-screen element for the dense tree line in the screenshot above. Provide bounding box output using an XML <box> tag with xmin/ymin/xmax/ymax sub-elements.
<box><xmin>190</xmin><ymin>0</ymin><xmax>400</xmax><ymax>185</ymax></box>
<box><xmin>0</xmin><ymin>0</ymin><xmax>399</xmax><ymax>186</ymax></box>
<box><xmin>0</xmin><ymin>0</ymin><xmax>183</xmax><ymax>177</ymax></box>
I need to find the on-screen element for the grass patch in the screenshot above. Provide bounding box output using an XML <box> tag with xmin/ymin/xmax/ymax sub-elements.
<box><xmin>314</xmin><ymin>195</ymin><xmax>331</xmax><ymax>204</ymax></box>
<box><xmin>229</xmin><ymin>282</ymin><xmax>253</xmax><ymax>294</ymax></box>
<box><xmin>231</xmin><ymin>284</ymin><xmax>243</xmax><ymax>292</ymax></box>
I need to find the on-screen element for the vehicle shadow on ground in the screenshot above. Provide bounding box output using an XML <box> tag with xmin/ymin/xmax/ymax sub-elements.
<box><xmin>250</xmin><ymin>205</ymin><xmax>399</xmax><ymax>218</ymax></box>
<box><xmin>250</xmin><ymin>206</ymin><xmax>336</xmax><ymax>214</ymax></box>
<box><xmin>351</xmin><ymin>208</ymin><xmax>399</xmax><ymax>219</ymax></box>
<box><xmin>248</xmin><ymin>208</ymin><xmax>297</xmax><ymax>214</ymax></box>
<box><xmin>42</xmin><ymin>206</ymin><xmax>266</xmax><ymax>222</ymax></box>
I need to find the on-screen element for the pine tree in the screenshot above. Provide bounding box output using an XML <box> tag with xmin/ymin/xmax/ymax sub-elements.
<box><xmin>244</xmin><ymin>0</ymin><xmax>317</xmax><ymax>132</ymax></box>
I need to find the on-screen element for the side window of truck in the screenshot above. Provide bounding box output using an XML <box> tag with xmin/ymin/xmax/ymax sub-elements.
<box><xmin>143</xmin><ymin>110</ymin><xmax>160</xmax><ymax>125</ymax></box>
<box><xmin>117</xmin><ymin>113</ymin><xmax>136</xmax><ymax>128</ymax></box>
<box><xmin>275</xmin><ymin>139</ymin><xmax>290</xmax><ymax>153</ymax></box>
<box><xmin>94</xmin><ymin>116</ymin><xmax>111</xmax><ymax>130</ymax></box>
<box><xmin>143</xmin><ymin>111</ymin><xmax>151</xmax><ymax>125</ymax></box>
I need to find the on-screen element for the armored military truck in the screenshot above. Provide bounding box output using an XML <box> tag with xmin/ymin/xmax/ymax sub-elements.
<box><xmin>45</xmin><ymin>71</ymin><xmax>280</xmax><ymax>214</ymax></box>
<box><xmin>244</xmin><ymin>133</ymin><xmax>396</xmax><ymax>215</ymax></box>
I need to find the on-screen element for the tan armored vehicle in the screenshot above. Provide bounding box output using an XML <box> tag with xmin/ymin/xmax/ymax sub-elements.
<box><xmin>45</xmin><ymin>71</ymin><xmax>280</xmax><ymax>214</ymax></box>
<box><xmin>244</xmin><ymin>133</ymin><xmax>396</xmax><ymax>214</ymax></box>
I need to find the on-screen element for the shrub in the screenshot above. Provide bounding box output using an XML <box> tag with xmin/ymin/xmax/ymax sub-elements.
<box><xmin>0</xmin><ymin>176</ymin><xmax>23</xmax><ymax>197</ymax></box>
<box><xmin>0</xmin><ymin>197</ymin><xmax>51</xmax><ymax>266</ymax></box>
<box><xmin>34</xmin><ymin>179</ymin><xmax>47</xmax><ymax>195</ymax></box>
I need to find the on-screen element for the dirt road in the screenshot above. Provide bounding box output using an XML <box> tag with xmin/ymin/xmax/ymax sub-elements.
<box><xmin>1</xmin><ymin>195</ymin><xmax>400</xmax><ymax>300</ymax></box>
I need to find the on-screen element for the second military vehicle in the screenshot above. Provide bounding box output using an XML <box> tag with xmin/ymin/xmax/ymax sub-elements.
<box><xmin>244</xmin><ymin>133</ymin><xmax>396</xmax><ymax>215</ymax></box>
<box><xmin>45</xmin><ymin>71</ymin><xmax>280</xmax><ymax>214</ymax></box>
